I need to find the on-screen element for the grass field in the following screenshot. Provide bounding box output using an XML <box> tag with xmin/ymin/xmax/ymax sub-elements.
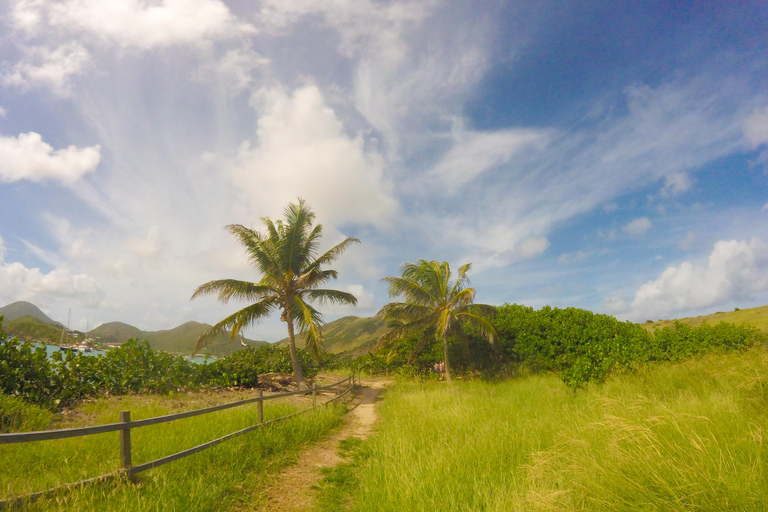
<box><xmin>319</xmin><ymin>349</ymin><xmax>768</xmax><ymax>511</ymax></box>
<box><xmin>642</xmin><ymin>304</ymin><xmax>768</xmax><ymax>332</ymax></box>
<box><xmin>1</xmin><ymin>389</ymin><xmax>346</xmax><ymax>511</ymax></box>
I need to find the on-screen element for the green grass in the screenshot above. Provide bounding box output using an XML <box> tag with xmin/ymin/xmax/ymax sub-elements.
<box><xmin>319</xmin><ymin>349</ymin><xmax>768</xmax><ymax>511</ymax></box>
<box><xmin>1</xmin><ymin>391</ymin><xmax>346</xmax><ymax>511</ymax></box>
<box><xmin>642</xmin><ymin>303</ymin><xmax>768</xmax><ymax>332</ymax></box>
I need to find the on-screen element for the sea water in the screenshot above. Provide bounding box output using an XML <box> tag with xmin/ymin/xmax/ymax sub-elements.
<box><xmin>31</xmin><ymin>343</ymin><xmax>214</xmax><ymax>365</ymax></box>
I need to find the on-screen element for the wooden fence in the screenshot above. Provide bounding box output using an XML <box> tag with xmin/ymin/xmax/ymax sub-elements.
<box><xmin>0</xmin><ymin>373</ymin><xmax>358</xmax><ymax>508</ymax></box>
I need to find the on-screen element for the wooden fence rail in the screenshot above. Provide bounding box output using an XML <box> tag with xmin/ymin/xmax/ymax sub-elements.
<box><xmin>0</xmin><ymin>372</ymin><xmax>358</xmax><ymax>508</ymax></box>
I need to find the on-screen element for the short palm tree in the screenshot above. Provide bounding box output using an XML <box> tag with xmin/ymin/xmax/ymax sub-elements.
<box><xmin>191</xmin><ymin>199</ymin><xmax>359</xmax><ymax>388</ymax></box>
<box><xmin>376</xmin><ymin>260</ymin><xmax>499</xmax><ymax>383</ymax></box>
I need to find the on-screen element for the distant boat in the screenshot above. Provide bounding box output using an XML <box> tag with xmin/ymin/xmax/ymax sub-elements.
<box><xmin>77</xmin><ymin>345</ymin><xmax>91</xmax><ymax>353</ymax></box>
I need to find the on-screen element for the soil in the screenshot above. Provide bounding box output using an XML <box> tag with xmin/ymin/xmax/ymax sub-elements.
<box><xmin>251</xmin><ymin>378</ymin><xmax>389</xmax><ymax>511</ymax></box>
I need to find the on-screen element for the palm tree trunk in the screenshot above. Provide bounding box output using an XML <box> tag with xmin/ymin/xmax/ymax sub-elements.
<box><xmin>285</xmin><ymin>314</ymin><xmax>306</xmax><ymax>389</ymax></box>
<box><xmin>443</xmin><ymin>335</ymin><xmax>452</xmax><ymax>384</ymax></box>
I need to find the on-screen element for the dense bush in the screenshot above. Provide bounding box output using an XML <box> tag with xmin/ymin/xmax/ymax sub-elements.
<box><xmin>493</xmin><ymin>304</ymin><xmax>766</xmax><ymax>389</ymax></box>
<box><xmin>0</xmin><ymin>319</ymin><xmax>57</xmax><ymax>406</ymax></box>
<box><xmin>494</xmin><ymin>304</ymin><xmax>652</xmax><ymax>388</ymax></box>
<box><xmin>0</xmin><ymin>315</ymin><xmax>320</xmax><ymax>409</ymax></box>
<box><xmin>645</xmin><ymin>321</ymin><xmax>763</xmax><ymax>362</ymax></box>
<box><xmin>199</xmin><ymin>344</ymin><xmax>318</xmax><ymax>387</ymax></box>
<box><xmin>358</xmin><ymin>305</ymin><xmax>768</xmax><ymax>390</ymax></box>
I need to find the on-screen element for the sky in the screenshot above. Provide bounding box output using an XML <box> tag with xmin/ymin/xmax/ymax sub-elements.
<box><xmin>1</xmin><ymin>0</ymin><xmax>767</xmax><ymax>341</ymax></box>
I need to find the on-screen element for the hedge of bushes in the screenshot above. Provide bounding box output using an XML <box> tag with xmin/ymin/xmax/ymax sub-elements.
<box><xmin>351</xmin><ymin>304</ymin><xmax>767</xmax><ymax>389</ymax></box>
<box><xmin>0</xmin><ymin>317</ymin><xmax>317</xmax><ymax>410</ymax></box>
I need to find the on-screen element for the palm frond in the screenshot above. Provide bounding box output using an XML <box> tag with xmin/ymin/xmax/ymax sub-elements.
<box><xmin>283</xmin><ymin>198</ymin><xmax>316</xmax><ymax>275</ymax></box>
<box><xmin>448</xmin><ymin>287</ymin><xmax>476</xmax><ymax>310</ymax></box>
<box><xmin>294</xmin><ymin>269</ymin><xmax>338</xmax><ymax>289</ymax></box>
<box><xmin>457</xmin><ymin>310</ymin><xmax>502</xmax><ymax>353</ymax></box>
<box><xmin>449</xmin><ymin>262</ymin><xmax>472</xmax><ymax>296</ymax></box>
<box><xmin>376</xmin><ymin>316</ymin><xmax>437</xmax><ymax>349</ymax></box>
<box><xmin>305</xmin><ymin>288</ymin><xmax>358</xmax><ymax>307</ymax></box>
<box><xmin>290</xmin><ymin>295</ymin><xmax>325</xmax><ymax>360</ymax></box>
<box><xmin>192</xmin><ymin>297</ymin><xmax>277</xmax><ymax>353</ymax></box>
<box><xmin>382</xmin><ymin>276</ymin><xmax>437</xmax><ymax>304</ymax></box>
<box><xmin>226</xmin><ymin>224</ymin><xmax>285</xmax><ymax>281</ymax></box>
<box><xmin>190</xmin><ymin>279</ymin><xmax>276</xmax><ymax>304</ymax></box>
<box><xmin>306</xmin><ymin>237</ymin><xmax>361</xmax><ymax>272</ymax></box>
<box><xmin>375</xmin><ymin>302</ymin><xmax>434</xmax><ymax>323</ymax></box>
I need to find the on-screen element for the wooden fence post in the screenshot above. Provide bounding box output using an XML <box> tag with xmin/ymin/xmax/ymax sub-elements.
<box><xmin>257</xmin><ymin>390</ymin><xmax>264</xmax><ymax>424</ymax></box>
<box><xmin>312</xmin><ymin>384</ymin><xmax>317</xmax><ymax>407</ymax></box>
<box><xmin>119</xmin><ymin>410</ymin><xmax>131</xmax><ymax>473</ymax></box>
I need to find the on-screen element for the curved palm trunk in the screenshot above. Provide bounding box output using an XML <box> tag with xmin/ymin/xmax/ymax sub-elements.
<box><xmin>443</xmin><ymin>335</ymin><xmax>452</xmax><ymax>384</ymax></box>
<box><xmin>285</xmin><ymin>314</ymin><xmax>306</xmax><ymax>389</ymax></box>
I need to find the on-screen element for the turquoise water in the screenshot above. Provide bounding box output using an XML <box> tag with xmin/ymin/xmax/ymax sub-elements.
<box><xmin>32</xmin><ymin>343</ymin><xmax>214</xmax><ymax>365</ymax></box>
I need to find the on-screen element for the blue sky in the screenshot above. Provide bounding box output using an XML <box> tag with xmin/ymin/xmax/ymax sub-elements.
<box><xmin>0</xmin><ymin>0</ymin><xmax>767</xmax><ymax>341</ymax></box>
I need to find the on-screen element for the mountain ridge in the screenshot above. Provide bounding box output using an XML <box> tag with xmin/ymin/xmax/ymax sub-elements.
<box><xmin>0</xmin><ymin>301</ymin><xmax>268</xmax><ymax>357</ymax></box>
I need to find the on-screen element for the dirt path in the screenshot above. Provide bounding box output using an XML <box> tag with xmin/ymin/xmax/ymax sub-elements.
<box><xmin>254</xmin><ymin>379</ymin><xmax>388</xmax><ymax>512</ymax></box>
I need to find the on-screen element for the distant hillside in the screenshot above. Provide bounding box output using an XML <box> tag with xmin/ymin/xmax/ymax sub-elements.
<box><xmin>277</xmin><ymin>316</ymin><xmax>387</xmax><ymax>357</ymax></box>
<box><xmin>641</xmin><ymin>304</ymin><xmax>768</xmax><ymax>332</ymax></box>
<box><xmin>91</xmin><ymin>320</ymin><xmax>268</xmax><ymax>357</ymax></box>
<box><xmin>5</xmin><ymin>315</ymin><xmax>74</xmax><ymax>344</ymax></box>
<box><xmin>92</xmin><ymin>322</ymin><xmax>144</xmax><ymax>343</ymax></box>
<box><xmin>0</xmin><ymin>301</ymin><xmax>63</xmax><ymax>327</ymax></box>
<box><xmin>0</xmin><ymin>301</ymin><xmax>268</xmax><ymax>358</ymax></box>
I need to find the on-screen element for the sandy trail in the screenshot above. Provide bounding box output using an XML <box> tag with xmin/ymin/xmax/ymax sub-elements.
<box><xmin>253</xmin><ymin>379</ymin><xmax>388</xmax><ymax>512</ymax></box>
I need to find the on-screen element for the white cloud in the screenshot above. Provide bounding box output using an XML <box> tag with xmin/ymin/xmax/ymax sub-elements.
<box><xmin>0</xmin><ymin>107</ymin><xmax>6</xmax><ymax>118</ymax></box>
<box><xmin>195</xmin><ymin>46</ymin><xmax>269</xmax><ymax>92</ymax></box>
<box><xmin>612</xmin><ymin>238</ymin><xmax>768</xmax><ymax>321</ymax></box>
<box><xmin>232</xmin><ymin>85</ymin><xmax>398</xmax><ymax>228</ymax></box>
<box><xmin>660</xmin><ymin>171</ymin><xmax>692</xmax><ymax>197</ymax></box>
<box><xmin>2</xmin><ymin>43</ymin><xmax>91</xmax><ymax>96</ymax></box>
<box><xmin>10</xmin><ymin>0</ymin><xmax>46</xmax><ymax>34</ymax></box>
<box><xmin>0</xmin><ymin>241</ymin><xmax>106</xmax><ymax>308</ymax></box>
<box><xmin>743</xmin><ymin>106</ymin><xmax>768</xmax><ymax>148</ymax></box>
<box><xmin>25</xmin><ymin>0</ymin><xmax>255</xmax><ymax>50</ymax></box>
<box><xmin>623</xmin><ymin>217</ymin><xmax>652</xmax><ymax>236</ymax></box>
<box><xmin>0</xmin><ymin>132</ymin><xmax>100</xmax><ymax>184</ymax></box>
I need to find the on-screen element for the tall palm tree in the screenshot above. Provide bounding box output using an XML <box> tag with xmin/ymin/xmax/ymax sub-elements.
<box><xmin>376</xmin><ymin>260</ymin><xmax>499</xmax><ymax>383</ymax></box>
<box><xmin>191</xmin><ymin>199</ymin><xmax>359</xmax><ymax>388</ymax></box>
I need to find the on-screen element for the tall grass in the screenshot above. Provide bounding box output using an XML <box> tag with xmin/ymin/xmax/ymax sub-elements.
<box><xmin>1</xmin><ymin>393</ymin><xmax>346</xmax><ymax>511</ymax></box>
<box><xmin>328</xmin><ymin>349</ymin><xmax>768</xmax><ymax>511</ymax></box>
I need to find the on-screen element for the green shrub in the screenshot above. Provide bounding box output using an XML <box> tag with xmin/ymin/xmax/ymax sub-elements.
<box><xmin>200</xmin><ymin>344</ymin><xmax>318</xmax><ymax>387</ymax></box>
<box><xmin>0</xmin><ymin>317</ymin><xmax>58</xmax><ymax>407</ymax></box>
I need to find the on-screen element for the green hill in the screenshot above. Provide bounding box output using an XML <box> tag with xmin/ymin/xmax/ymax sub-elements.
<box><xmin>5</xmin><ymin>315</ymin><xmax>74</xmax><ymax>344</ymax></box>
<box><xmin>277</xmin><ymin>315</ymin><xmax>387</xmax><ymax>357</ymax></box>
<box><xmin>0</xmin><ymin>301</ymin><xmax>63</xmax><ymax>327</ymax></box>
<box><xmin>91</xmin><ymin>320</ymin><xmax>268</xmax><ymax>357</ymax></box>
<box><xmin>147</xmin><ymin>321</ymin><xmax>268</xmax><ymax>357</ymax></box>
<box><xmin>0</xmin><ymin>301</ymin><xmax>269</xmax><ymax>358</ymax></box>
<box><xmin>641</xmin><ymin>304</ymin><xmax>768</xmax><ymax>332</ymax></box>
<box><xmin>91</xmin><ymin>321</ymin><xmax>143</xmax><ymax>343</ymax></box>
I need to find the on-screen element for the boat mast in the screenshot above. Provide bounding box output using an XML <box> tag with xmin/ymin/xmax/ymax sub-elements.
<box><xmin>60</xmin><ymin>308</ymin><xmax>71</xmax><ymax>345</ymax></box>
